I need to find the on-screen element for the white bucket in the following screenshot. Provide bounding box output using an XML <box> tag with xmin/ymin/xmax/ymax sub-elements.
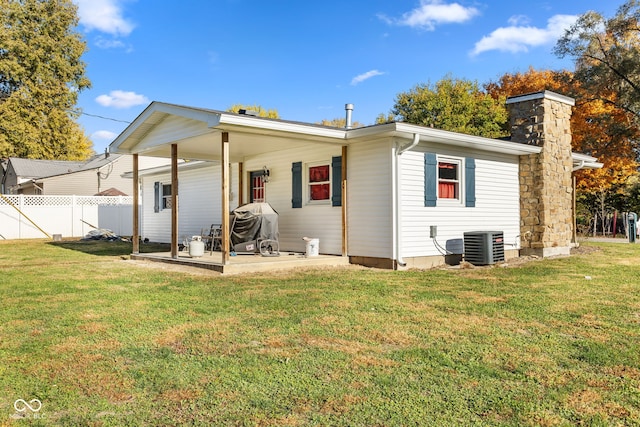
<box><xmin>305</xmin><ymin>238</ymin><xmax>319</xmax><ymax>257</ymax></box>
<box><xmin>189</xmin><ymin>236</ymin><xmax>205</xmax><ymax>257</ymax></box>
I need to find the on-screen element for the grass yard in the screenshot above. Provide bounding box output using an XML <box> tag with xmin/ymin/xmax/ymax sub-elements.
<box><xmin>0</xmin><ymin>239</ymin><xmax>639</xmax><ymax>426</ymax></box>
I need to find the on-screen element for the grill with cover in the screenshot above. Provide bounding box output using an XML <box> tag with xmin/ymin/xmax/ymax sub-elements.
<box><xmin>230</xmin><ymin>202</ymin><xmax>279</xmax><ymax>256</ymax></box>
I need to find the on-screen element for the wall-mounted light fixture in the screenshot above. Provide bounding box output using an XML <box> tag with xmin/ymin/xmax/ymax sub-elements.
<box><xmin>261</xmin><ymin>166</ymin><xmax>270</xmax><ymax>183</ymax></box>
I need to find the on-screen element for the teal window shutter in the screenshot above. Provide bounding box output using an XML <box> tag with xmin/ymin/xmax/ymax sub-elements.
<box><xmin>465</xmin><ymin>158</ymin><xmax>476</xmax><ymax>207</ymax></box>
<box><xmin>424</xmin><ymin>153</ymin><xmax>437</xmax><ymax>207</ymax></box>
<box><xmin>291</xmin><ymin>162</ymin><xmax>302</xmax><ymax>208</ymax></box>
<box><xmin>331</xmin><ymin>156</ymin><xmax>342</xmax><ymax>207</ymax></box>
<box><xmin>154</xmin><ymin>181</ymin><xmax>160</xmax><ymax>213</ymax></box>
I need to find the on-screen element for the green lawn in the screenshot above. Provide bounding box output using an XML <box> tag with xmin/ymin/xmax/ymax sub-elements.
<box><xmin>0</xmin><ymin>239</ymin><xmax>639</xmax><ymax>426</ymax></box>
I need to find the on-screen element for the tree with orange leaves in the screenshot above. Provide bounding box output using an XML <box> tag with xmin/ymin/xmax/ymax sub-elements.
<box><xmin>486</xmin><ymin>67</ymin><xmax>639</xmax><ymax>234</ymax></box>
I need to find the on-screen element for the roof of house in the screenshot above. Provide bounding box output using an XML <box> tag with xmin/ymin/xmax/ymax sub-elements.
<box><xmin>8</xmin><ymin>158</ymin><xmax>85</xmax><ymax>179</ymax></box>
<box><xmin>7</xmin><ymin>153</ymin><xmax>123</xmax><ymax>180</ymax></box>
<box><xmin>95</xmin><ymin>187</ymin><xmax>128</xmax><ymax>196</ymax></box>
<box><xmin>110</xmin><ymin>101</ymin><xmax>602</xmax><ymax>170</ymax></box>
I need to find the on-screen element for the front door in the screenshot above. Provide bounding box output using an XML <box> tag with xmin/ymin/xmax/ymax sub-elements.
<box><xmin>249</xmin><ymin>171</ymin><xmax>266</xmax><ymax>203</ymax></box>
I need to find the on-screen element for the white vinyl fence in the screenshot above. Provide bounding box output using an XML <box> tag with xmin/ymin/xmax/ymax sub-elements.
<box><xmin>0</xmin><ymin>195</ymin><xmax>133</xmax><ymax>240</ymax></box>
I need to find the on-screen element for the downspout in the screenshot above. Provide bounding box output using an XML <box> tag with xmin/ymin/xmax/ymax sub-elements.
<box><xmin>394</xmin><ymin>133</ymin><xmax>420</xmax><ymax>268</ymax></box>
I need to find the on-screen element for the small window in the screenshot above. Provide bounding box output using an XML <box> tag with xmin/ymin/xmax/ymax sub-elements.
<box><xmin>438</xmin><ymin>159</ymin><xmax>460</xmax><ymax>200</ymax></box>
<box><xmin>308</xmin><ymin>164</ymin><xmax>330</xmax><ymax>202</ymax></box>
<box><xmin>162</xmin><ymin>183</ymin><xmax>172</xmax><ymax>209</ymax></box>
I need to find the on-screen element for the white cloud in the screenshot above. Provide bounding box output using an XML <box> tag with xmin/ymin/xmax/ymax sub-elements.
<box><xmin>74</xmin><ymin>0</ymin><xmax>135</xmax><ymax>36</ymax></box>
<box><xmin>379</xmin><ymin>0</ymin><xmax>480</xmax><ymax>31</ymax></box>
<box><xmin>351</xmin><ymin>70</ymin><xmax>385</xmax><ymax>86</ymax></box>
<box><xmin>471</xmin><ymin>14</ymin><xmax>578</xmax><ymax>56</ymax></box>
<box><xmin>94</xmin><ymin>37</ymin><xmax>126</xmax><ymax>49</ymax></box>
<box><xmin>508</xmin><ymin>15</ymin><xmax>530</xmax><ymax>26</ymax></box>
<box><xmin>96</xmin><ymin>90</ymin><xmax>149</xmax><ymax>108</ymax></box>
<box><xmin>91</xmin><ymin>130</ymin><xmax>118</xmax><ymax>141</ymax></box>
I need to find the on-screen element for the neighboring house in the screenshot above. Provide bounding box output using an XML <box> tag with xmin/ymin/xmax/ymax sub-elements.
<box><xmin>1</xmin><ymin>154</ymin><xmax>170</xmax><ymax>195</ymax></box>
<box><xmin>109</xmin><ymin>91</ymin><xmax>602</xmax><ymax>269</ymax></box>
<box><xmin>0</xmin><ymin>158</ymin><xmax>7</xmax><ymax>193</ymax></box>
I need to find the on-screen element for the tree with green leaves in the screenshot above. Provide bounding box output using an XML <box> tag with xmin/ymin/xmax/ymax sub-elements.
<box><xmin>227</xmin><ymin>104</ymin><xmax>280</xmax><ymax>119</ymax></box>
<box><xmin>555</xmin><ymin>0</ymin><xmax>640</xmax><ymax>122</ymax></box>
<box><xmin>0</xmin><ymin>0</ymin><xmax>93</xmax><ymax>160</ymax></box>
<box><xmin>316</xmin><ymin>118</ymin><xmax>364</xmax><ymax>128</ymax></box>
<box><xmin>382</xmin><ymin>75</ymin><xmax>509</xmax><ymax>138</ymax></box>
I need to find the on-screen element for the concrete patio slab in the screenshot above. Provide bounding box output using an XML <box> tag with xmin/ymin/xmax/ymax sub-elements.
<box><xmin>130</xmin><ymin>250</ymin><xmax>350</xmax><ymax>274</ymax></box>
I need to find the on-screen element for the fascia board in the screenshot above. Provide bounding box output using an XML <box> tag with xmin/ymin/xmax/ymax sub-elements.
<box><xmin>348</xmin><ymin>122</ymin><xmax>542</xmax><ymax>155</ymax></box>
<box><xmin>217</xmin><ymin>113</ymin><xmax>347</xmax><ymax>140</ymax></box>
<box><xmin>110</xmin><ymin>102</ymin><xmax>222</xmax><ymax>154</ymax></box>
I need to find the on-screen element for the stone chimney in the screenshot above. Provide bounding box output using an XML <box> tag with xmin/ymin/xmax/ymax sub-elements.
<box><xmin>506</xmin><ymin>91</ymin><xmax>575</xmax><ymax>257</ymax></box>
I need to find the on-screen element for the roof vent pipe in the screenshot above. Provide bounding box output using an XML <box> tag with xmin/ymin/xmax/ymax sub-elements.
<box><xmin>345</xmin><ymin>103</ymin><xmax>354</xmax><ymax>129</ymax></box>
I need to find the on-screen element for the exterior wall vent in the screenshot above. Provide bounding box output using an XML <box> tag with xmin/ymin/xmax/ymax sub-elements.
<box><xmin>463</xmin><ymin>231</ymin><xmax>505</xmax><ymax>265</ymax></box>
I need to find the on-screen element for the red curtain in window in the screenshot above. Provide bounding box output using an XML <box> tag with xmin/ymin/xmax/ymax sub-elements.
<box><xmin>309</xmin><ymin>165</ymin><xmax>329</xmax><ymax>183</ymax></box>
<box><xmin>439</xmin><ymin>183</ymin><xmax>456</xmax><ymax>198</ymax></box>
<box><xmin>438</xmin><ymin>162</ymin><xmax>457</xmax><ymax>199</ymax></box>
<box><xmin>310</xmin><ymin>183</ymin><xmax>330</xmax><ymax>200</ymax></box>
<box><xmin>309</xmin><ymin>165</ymin><xmax>330</xmax><ymax>201</ymax></box>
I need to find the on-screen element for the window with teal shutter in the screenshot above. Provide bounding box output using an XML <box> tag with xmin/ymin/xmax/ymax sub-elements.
<box><xmin>465</xmin><ymin>158</ymin><xmax>476</xmax><ymax>207</ymax></box>
<box><xmin>291</xmin><ymin>162</ymin><xmax>302</xmax><ymax>208</ymax></box>
<box><xmin>424</xmin><ymin>153</ymin><xmax>437</xmax><ymax>207</ymax></box>
<box><xmin>424</xmin><ymin>153</ymin><xmax>476</xmax><ymax>207</ymax></box>
<box><xmin>331</xmin><ymin>156</ymin><xmax>342</xmax><ymax>207</ymax></box>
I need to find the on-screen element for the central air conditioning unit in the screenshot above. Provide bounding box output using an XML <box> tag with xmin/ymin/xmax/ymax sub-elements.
<box><xmin>463</xmin><ymin>231</ymin><xmax>505</xmax><ymax>265</ymax></box>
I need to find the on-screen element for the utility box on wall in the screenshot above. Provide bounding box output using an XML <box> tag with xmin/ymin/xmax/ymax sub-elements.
<box><xmin>463</xmin><ymin>231</ymin><xmax>505</xmax><ymax>265</ymax></box>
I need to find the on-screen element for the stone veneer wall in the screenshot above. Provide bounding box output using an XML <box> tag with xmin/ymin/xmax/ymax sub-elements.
<box><xmin>506</xmin><ymin>92</ymin><xmax>574</xmax><ymax>257</ymax></box>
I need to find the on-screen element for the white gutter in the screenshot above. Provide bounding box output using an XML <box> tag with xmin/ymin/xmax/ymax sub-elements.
<box><xmin>395</xmin><ymin>133</ymin><xmax>420</xmax><ymax>268</ymax></box>
<box><xmin>398</xmin><ymin>133</ymin><xmax>420</xmax><ymax>155</ymax></box>
<box><xmin>572</xmin><ymin>160</ymin><xmax>585</xmax><ymax>172</ymax></box>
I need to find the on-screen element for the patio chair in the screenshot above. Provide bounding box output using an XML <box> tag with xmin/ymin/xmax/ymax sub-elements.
<box><xmin>203</xmin><ymin>224</ymin><xmax>222</xmax><ymax>254</ymax></box>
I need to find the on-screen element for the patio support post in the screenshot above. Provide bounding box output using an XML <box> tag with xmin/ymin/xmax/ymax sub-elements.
<box><xmin>132</xmin><ymin>153</ymin><xmax>140</xmax><ymax>254</ymax></box>
<box><xmin>171</xmin><ymin>144</ymin><xmax>179</xmax><ymax>259</ymax></box>
<box><xmin>238</xmin><ymin>162</ymin><xmax>244</xmax><ymax>205</ymax></box>
<box><xmin>221</xmin><ymin>132</ymin><xmax>230</xmax><ymax>264</ymax></box>
<box><xmin>341</xmin><ymin>145</ymin><xmax>348</xmax><ymax>256</ymax></box>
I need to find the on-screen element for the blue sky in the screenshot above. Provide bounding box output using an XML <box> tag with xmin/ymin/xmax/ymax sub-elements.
<box><xmin>73</xmin><ymin>0</ymin><xmax>621</xmax><ymax>155</ymax></box>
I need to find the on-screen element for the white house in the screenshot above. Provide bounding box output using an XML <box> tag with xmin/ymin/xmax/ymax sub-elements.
<box><xmin>110</xmin><ymin>91</ymin><xmax>601</xmax><ymax>269</ymax></box>
<box><xmin>1</xmin><ymin>153</ymin><xmax>170</xmax><ymax>196</ymax></box>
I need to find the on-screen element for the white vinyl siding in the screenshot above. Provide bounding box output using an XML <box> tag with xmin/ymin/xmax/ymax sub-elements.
<box><xmin>39</xmin><ymin>169</ymin><xmax>98</xmax><ymax>195</ymax></box>
<box><xmin>400</xmin><ymin>145</ymin><xmax>520</xmax><ymax>258</ymax></box>
<box><xmin>243</xmin><ymin>144</ymin><xmax>344</xmax><ymax>255</ymax></box>
<box><xmin>36</xmin><ymin>156</ymin><xmax>170</xmax><ymax>196</ymax></box>
<box><xmin>136</xmin><ymin>115</ymin><xmax>211</xmax><ymax>152</ymax></box>
<box><xmin>141</xmin><ymin>163</ymin><xmax>239</xmax><ymax>243</ymax></box>
<box><xmin>346</xmin><ymin>139</ymin><xmax>394</xmax><ymax>259</ymax></box>
<box><xmin>139</xmin><ymin>144</ymin><xmax>344</xmax><ymax>254</ymax></box>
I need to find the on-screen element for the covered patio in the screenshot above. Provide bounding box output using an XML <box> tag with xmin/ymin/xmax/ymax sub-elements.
<box><xmin>109</xmin><ymin>102</ymin><xmax>350</xmax><ymax>273</ymax></box>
